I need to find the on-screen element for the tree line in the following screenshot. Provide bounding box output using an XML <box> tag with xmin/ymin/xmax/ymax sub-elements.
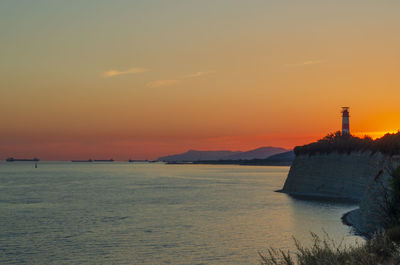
<box><xmin>294</xmin><ymin>131</ymin><xmax>400</xmax><ymax>156</ymax></box>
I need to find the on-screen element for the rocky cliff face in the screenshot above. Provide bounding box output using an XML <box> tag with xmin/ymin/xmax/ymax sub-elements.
<box><xmin>280</xmin><ymin>152</ymin><xmax>394</xmax><ymax>236</ymax></box>
<box><xmin>345</xmin><ymin>157</ymin><xmax>400</xmax><ymax>236</ymax></box>
<box><xmin>281</xmin><ymin>152</ymin><xmax>386</xmax><ymax>201</ymax></box>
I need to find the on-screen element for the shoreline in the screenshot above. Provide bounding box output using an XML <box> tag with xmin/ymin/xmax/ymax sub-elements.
<box><xmin>276</xmin><ymin>190</ymin><xmax>359</xmax><ymax>203</ymax></box>
<box><xmin>341</xmin><ymin>211</ymin><xmax>353</xmax><ymax>227</ymax></box>
<box><xmin>277</xmin><ymin>189</ymin><xmax>366</xmax><ymax>237</ymax></box>
<box><xmin>341</xmin><ymin>208</ymin><xmax>371</xmax><ymax>238</ymax></box>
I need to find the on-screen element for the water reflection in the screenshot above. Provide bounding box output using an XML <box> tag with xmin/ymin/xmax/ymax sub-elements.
<box><xmin>286</xmin><ymin>195</ymin><xmax>362</xmax><ymax>248</ymax></box>
<box><xmin>0</xmin><ymin>162</ymin><xmax>363</xmax><ymax>264</ymax></box>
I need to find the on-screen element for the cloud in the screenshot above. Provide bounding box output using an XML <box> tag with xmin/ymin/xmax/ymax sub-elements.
<box><xmin>146</xmin><ymin>79</ymin><xmax>180</xmax><ymax>88</ymax></box>
<box><xmin>104</xmin><ymin>67</ymin><xmax>149</xmax><ymax>77</ymax></box>
<box><xmin>147</xmin><ymin>71</ymin><xmax>213</xmax><ymax>88</ymax></box>
<box><xmin>182</xmin><ymin>71</ymin><xmax>213</xmax><ymax>79</ymax></box>
<box><xmin>285</xmin><ymin>60</ymin><xmax>325</xmax><ymax>67</ymax></box>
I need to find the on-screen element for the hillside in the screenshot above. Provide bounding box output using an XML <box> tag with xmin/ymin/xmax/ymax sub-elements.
<box><xmin>259</xmin><ymin>150</ymin><xmax>295</xmax><ymax>162</ymax></box>
<box><xmin>157</xmin><ymin>146</ymin><xmax>287</xmax><ymax>162</ymax></box>
<box><xmin>225</xmin><ymin>146</ymin><xmax>287</xmax><ymax>160</ymax></box>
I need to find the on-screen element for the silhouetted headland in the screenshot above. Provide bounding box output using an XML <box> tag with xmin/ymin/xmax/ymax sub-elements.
<box><xmin>179</xmin><ymin>151</ymin><xmax>295</xmax><ymax>166</ymax></box>
<box><xmin>158</xmin><ymin>146</ymin><xmax>289</xmax><ymax>164</ymax></box>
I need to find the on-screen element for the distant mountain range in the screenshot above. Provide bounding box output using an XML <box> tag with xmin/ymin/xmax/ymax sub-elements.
<box><xmin>259</xmin><ymin>150</ymin><xmax>295</xmax><ymax>162</ymax></box>
<box><xmin>157</xmin><ymin>146</ymin><xmax>288</xmax><ymax>162</ymax></box>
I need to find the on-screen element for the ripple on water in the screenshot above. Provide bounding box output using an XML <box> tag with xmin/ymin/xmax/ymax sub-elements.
<box><xmin>0</xmin><ymin>163</ymin><xmax>361</xmax><ymax>264</ymax></box>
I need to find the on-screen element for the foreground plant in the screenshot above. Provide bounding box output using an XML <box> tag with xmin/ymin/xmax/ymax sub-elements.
<box><xmin>260</xmin><ymin>232</ymin><xmax>400</xmax><ymax>265</ymax></box>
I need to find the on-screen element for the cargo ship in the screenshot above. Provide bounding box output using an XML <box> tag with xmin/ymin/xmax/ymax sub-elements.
<box><xmin>94</xmin><ymin>159</ymin><xmax>114</xmax><ymax>162</ymax></box>
<box><xmin>71</xmin><ymin>159</ymin><xmax>93</xmax><ymax>162</ymax></box>
<box><xmin>128</xmin><ymin>159</ymin><xmax>148</xmax><ymax>162</ymax></box>
<box><xmin>6</xmin><ymin>157</ymin><xmax>40</xmax><ymax>162</ymax></box>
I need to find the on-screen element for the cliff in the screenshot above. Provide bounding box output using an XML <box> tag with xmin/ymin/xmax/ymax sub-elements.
<box><xmin>280</xmin><ymin>151</ymin><xmax>397</xmax><ymax>236</ymax></box>
<box><xmin>345</xmin><ymin>156</ymin><xmax>400</xmax><ymax>236</ymax></box>
<box><xmin>280</xmin><ymin>132</ymin><xmax>400</xmax><ymax>236</ymax></box>
<box><xmin>281</xmin><ymin>152</ymin><xmax>387</xmax><ymax>201</ymax></box>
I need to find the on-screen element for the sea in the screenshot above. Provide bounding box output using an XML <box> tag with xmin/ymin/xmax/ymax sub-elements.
<box><xmin>0</xmin><ymin>162</ymin><xmax>362</xmax><ymax>264</ymax></box>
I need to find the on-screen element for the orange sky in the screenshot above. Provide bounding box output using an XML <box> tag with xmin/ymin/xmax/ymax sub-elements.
<box><xmin>1</xmin><ymin>1</ymin><xmax>400</xmax><ymax>160</ymax></box>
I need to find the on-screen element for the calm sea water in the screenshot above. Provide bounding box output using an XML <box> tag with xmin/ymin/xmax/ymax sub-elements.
<box><xmin>0</xmin><ymin>162</ymin><xmax>361</xmax><ymax>264</ymax></box>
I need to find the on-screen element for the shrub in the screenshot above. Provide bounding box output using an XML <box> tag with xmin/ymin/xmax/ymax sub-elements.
<box><xmin>260</xmin><ymin>232</ymin><xmax>400</xmax><ymax>265</ymax></box>
<box><xmin>294</xmin><ymin>131</ymin><xmax>400</xmax><ymax>156</ymax></box>
<box><xmin>378</xmin><ymin>166</ymin><xmax>400</xmax><ymax>230</ymax></box>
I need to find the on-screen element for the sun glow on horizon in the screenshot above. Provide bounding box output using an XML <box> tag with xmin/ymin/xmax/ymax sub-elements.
<box><xmin>353</xmin><ymin>130</ymin><xmax>400</xmax><ymax>140</ymax></box>
<box><xmin>1</xmin><ymin>1</ymin><xmax>400</xmax><ymax>160</ymax></box>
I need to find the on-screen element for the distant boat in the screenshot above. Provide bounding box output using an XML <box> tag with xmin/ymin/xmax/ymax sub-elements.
<box><xmin>94</xmin><ymin>159</ymin><xmax>114</xmax><ymax>162</ymax></box>
<box><xmin>72</xmin><ymin>159</ymin><xmax>93</xmax><ymax>162</ymax></box>
<box><xmin>6</xmin><ymin>157</ymin><xmax>40</xmax><ymax>162</ymax></box>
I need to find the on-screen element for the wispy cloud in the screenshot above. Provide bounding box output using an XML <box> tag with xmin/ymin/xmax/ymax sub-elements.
<box><xmin>285</xmin><ymin>60</ymin><xmax>325</xmax><ymax>67</ymax></box>
<box><xmin>147</xmin><ymin>79</ymin><xmax>180</xmax><ymax>88</ymax></box>
<box><xmin>182</xmin><ymin>71</ymin><xmax>213</xmax><ymax>79</ymax></box>
<box><xmin>104</xmin><ymin>67</ymin><xmax>149</xmax><ymax>77</ymax></box>
<box><xmin>147</xmin><ymin>71</ymin><xmax>213</xmax><ymax>88</ymax></box>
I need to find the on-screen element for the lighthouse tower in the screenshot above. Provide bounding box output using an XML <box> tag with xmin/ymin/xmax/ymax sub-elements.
<box><xmin>341</xmin><ymin>107</ymin><xmax>350</xmax><ymax>135</ymax></box>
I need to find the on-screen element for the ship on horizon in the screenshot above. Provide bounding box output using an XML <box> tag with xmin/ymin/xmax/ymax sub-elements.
<box><xmin>128</xmin><ymin>159</ymin><xmax>149</xmax><ymax>163</ymax></box>
<box><xmin>94</xmin><ymin>159</ymin><xmax>114</xmax><ymax>162</ymax></box>
<box><xmin>71</xmin><ymin>159</ymin><xmax>93</xmax><ymax>162</ymax></box>
<box><xmin>6</xmin><ymin>157</ymin><xmax>40</xmax><ymax>162</ymax></box>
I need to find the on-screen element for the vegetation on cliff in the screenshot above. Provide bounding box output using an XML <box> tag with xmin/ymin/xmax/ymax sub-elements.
<box><xmin>294</xmin><ymin>131</ymin><xmax>400</xmax><ymax>156</ymax></box>
<box><xmin>378</xmin><ymin>166</ymin><xmax>400</xmax><ymax>231</ymax></box>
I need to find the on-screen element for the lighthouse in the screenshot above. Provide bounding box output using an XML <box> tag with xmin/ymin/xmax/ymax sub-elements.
<box><xmin>341</xmin><ymin>107</ymin><xmax>350</xmax><ymax>135</ymax></box>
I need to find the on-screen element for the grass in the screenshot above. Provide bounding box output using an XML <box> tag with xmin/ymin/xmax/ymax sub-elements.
<box><xmin>260</xmin><ymin>231</ymin><xmax>400</xmax><ymax>265</ymax></box>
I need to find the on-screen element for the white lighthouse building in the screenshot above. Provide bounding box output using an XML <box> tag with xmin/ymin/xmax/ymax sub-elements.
<box><xmin>341</xmin><ymin>107</ymin><xmax>350</xmax><ymax>135</ymax></box>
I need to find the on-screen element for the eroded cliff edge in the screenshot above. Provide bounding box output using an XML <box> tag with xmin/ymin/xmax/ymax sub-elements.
<box><xmin>279</xmin><ymin>151</ymin><xmax>395</xmax><ymax>236</ymax></box>
<box><xmin>281</xmin><ymin>152</ymin><xmax>386</xmax><ymax>201</ymax></box>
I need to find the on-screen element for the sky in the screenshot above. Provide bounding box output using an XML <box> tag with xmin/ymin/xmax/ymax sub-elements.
<box><xmin>1</xmin><ymin>0</ymin><xmax>400</xmax><ymax>160</ymax></box>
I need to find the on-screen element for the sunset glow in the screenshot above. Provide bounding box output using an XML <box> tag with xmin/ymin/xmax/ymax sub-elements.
<box><xmin>1</xmin><ymin>1</ymin><xmax>400</xmax><ymax>160</ymax></box>
<box><xmin>353</xmin><ymin>131</ymin><xmax>400</xmax><ymax>140</ymax></box>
